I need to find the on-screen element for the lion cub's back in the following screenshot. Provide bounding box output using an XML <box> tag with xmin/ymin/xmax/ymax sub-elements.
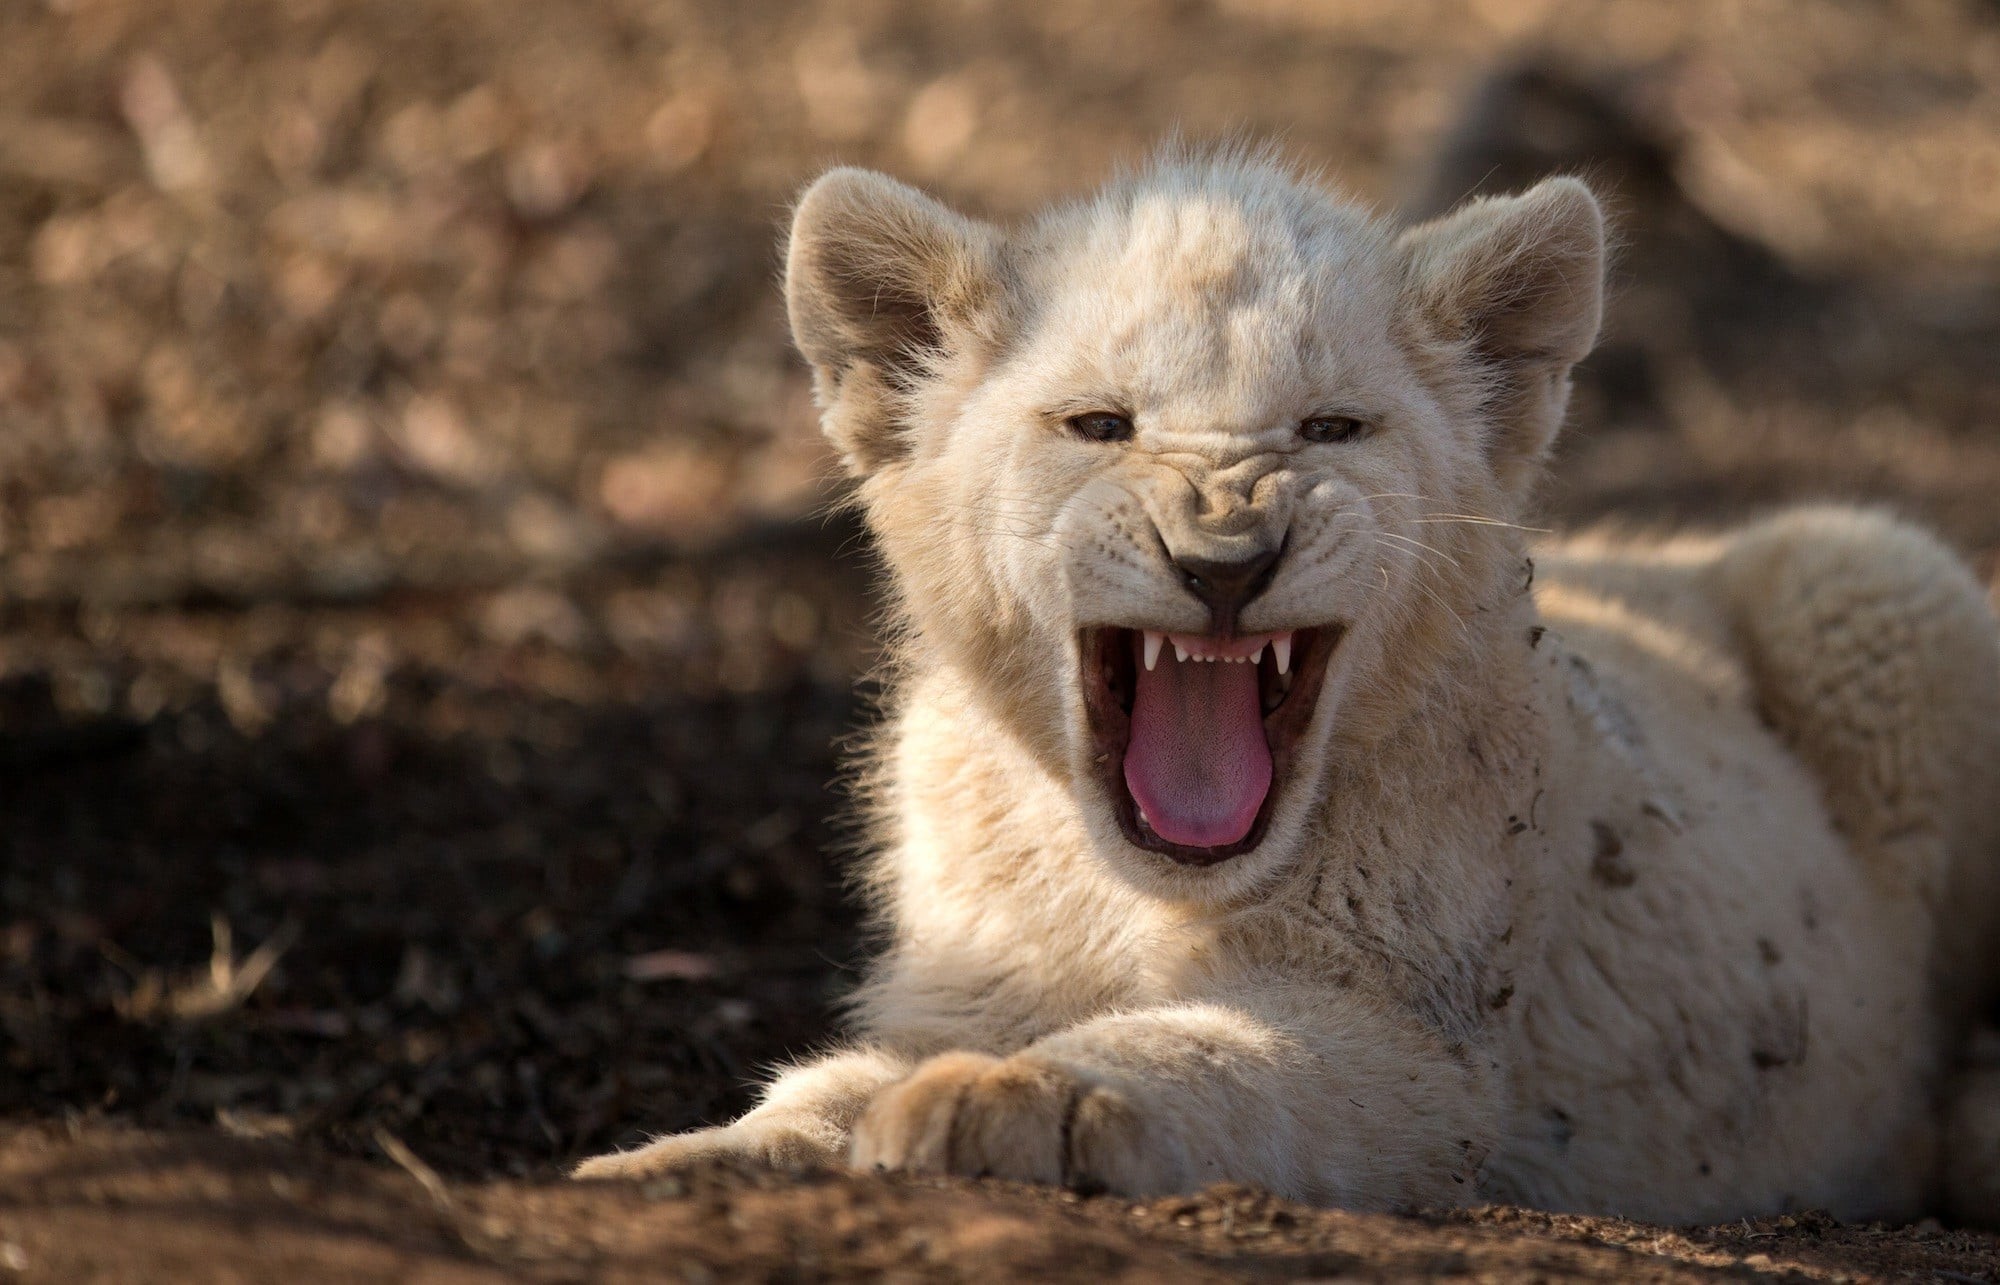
<box><xmin>1702</xmin><ymin>508</ymin><xmax>2000</xmax><ymax>1008</ymax></box>
<box><xmin>1533</xmin><ymin>506</ymin><xmax>2000</xmax><ymax>995</ymax></box>
<box><xmin>1501</xmin><ymin>507</ymin><xmax>2000</xmax><ymax>1220</ymax></box>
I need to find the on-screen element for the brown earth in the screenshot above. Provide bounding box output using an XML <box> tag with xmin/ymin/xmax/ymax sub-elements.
<box><xmin>10</xmin><ymin>1121</ymin><xmax>2000</xmax><ymax>1284</ymax></box>
<box><xmin>3</xmin><ymin>0</ymin><xmax>2000</xmax><ymax>1280</ymax></box>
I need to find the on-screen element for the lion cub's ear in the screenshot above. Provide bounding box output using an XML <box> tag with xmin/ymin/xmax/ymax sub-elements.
<box><xmin>1398</xmin><ymin>177</ymin><xmax>1605</xmax><ymax>494</ymax></box>
<box><xmin>786</xmin><ymin>169</ymin><xmax>1005</xmax><ymax>477</ymax></box>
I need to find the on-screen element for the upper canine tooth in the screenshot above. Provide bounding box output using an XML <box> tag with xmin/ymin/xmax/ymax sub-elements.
<box><xmin>1143</xmin><ymin>631</ymin><xmax>1163</xmax><ymax>672</ymax></box>
<box><xmin>1274</xmin><ymin>633</ymin><xmax>1292</xmax><ymax>675</ymax></box>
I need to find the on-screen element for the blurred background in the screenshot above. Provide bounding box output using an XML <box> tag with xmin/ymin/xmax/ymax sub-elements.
<box><xmin>2</xmin><ymin>0</ymin><xmax>1999</xmax><ymax>1179</ymax></box>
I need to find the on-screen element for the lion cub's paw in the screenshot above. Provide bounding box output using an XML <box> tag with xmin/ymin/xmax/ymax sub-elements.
<box><xmin>573</xmin><ymin>1119</ymin><xmax>838</xmax><ymax>1180</ymax></box>
<box><xmin>848</xmin><ymin>1051</ymin><xmax>1190</xmax><ymax>1196</ymax></box>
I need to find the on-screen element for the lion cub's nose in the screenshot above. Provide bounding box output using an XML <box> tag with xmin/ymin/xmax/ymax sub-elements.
<box><xmin>1173</xmin><ymin>548</ymin><xmax>1280</xmax><ymax>637</ymax></box>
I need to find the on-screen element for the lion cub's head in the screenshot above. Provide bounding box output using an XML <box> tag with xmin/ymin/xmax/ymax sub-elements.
<box><xmin>786</xmin><ymin>151</ymin><xmax>1603</xmax><ymax>899</ymax></box>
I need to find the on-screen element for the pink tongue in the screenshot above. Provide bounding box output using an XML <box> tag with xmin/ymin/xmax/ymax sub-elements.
<box><xmin>1123</xmin><ymin>651</ymin><xmax>1272</xmax><ymax>849</ymax></box>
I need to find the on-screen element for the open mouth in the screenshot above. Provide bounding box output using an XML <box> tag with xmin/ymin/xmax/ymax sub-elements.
<box><xmin>1080</xmin><ymin>624</ymin><xmax>1342</xmax><ymax>866</ymax></box>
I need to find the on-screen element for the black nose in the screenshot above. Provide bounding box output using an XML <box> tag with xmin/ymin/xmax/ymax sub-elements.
<box><xmin>1173</xmin><ymin>547</ymin><xmax>1280</xmax><ymax>636</ymax></box>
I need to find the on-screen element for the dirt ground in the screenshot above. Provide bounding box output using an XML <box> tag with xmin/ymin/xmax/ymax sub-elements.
<box><xmin>4</xmin><ymin>0</ymin><xmax>2000</xmax><ymax>1279</ymax></box>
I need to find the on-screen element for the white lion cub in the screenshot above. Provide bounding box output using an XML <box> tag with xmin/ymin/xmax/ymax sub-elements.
<box><xmin>579</xmin><ymin>152</ymin><xmax>2000</xmax><ymax>1224</ymax></box>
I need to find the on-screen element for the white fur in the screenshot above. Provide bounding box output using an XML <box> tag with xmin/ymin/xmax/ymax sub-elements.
<box><xmin>576</xmin><ymin>152</ymin><xmax>2000</xmax><ymax>1224</ymax></box>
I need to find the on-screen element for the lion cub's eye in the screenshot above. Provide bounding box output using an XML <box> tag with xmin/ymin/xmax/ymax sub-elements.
<box><xmin>1066</xmin><ymin>412</ymin><xmax>1135</xmax><ymax>444</ymax></box>
<box><xmin>1299</xmin><ymin>416</ymin><xmax>1370</xmax><ymax>444</ymax></box>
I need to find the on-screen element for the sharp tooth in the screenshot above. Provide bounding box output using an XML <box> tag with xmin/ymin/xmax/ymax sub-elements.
<box><xmin>1143</xmin><ymin>631</ymin><xmax>1162</xmax><ymax>672</ymax></box>
<box><xmin>1274</xmin><ymin>633</ymin><xmax>1292</xmax><ymax>675</ymax></box>
<box><xmin>1174</xmin><ymin>642</ymin><xmax>1189</xmax><ymax>663</ymax></box>
<box><xmin>1249</xmin><ymin>644</ymin><xmax>1264</xmax><ymax>665</ymax></box>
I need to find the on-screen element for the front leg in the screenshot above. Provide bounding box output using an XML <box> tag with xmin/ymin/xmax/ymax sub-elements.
<box><xmin>574</xmin><ymin>1047</ymin><xmax>909</xmax><ymax>1179</ymax></box>
<box><xmin>849</xmin><ymin>1001</ymin><xmax>1495</xmax><ymax>1208</ymax></box>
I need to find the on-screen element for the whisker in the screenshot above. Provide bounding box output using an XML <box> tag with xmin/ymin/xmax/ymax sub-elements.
<box><xmin>1365</xmin><ymin>534</ymin><xmax>1471</xmax><ymax>642</ymax></box>
<box><xmin>1409</xmin><ymin>514</ymin><xmax>1550</xmax><ymax>534</ymax></box>
<box><xmin>1372</xmin><ymin>530</ymin><xmax>1462</xmax><ymax>570</ymax></box>
<box><xmin>1402</xmin><ymin>573</ymin><xmax>1471</xmax><ymax>641</ymax></box>
<box><xmin>1349</xmin><ymin>491</ymin><xmax>1544</xmax><ymax>536</ymax></box>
